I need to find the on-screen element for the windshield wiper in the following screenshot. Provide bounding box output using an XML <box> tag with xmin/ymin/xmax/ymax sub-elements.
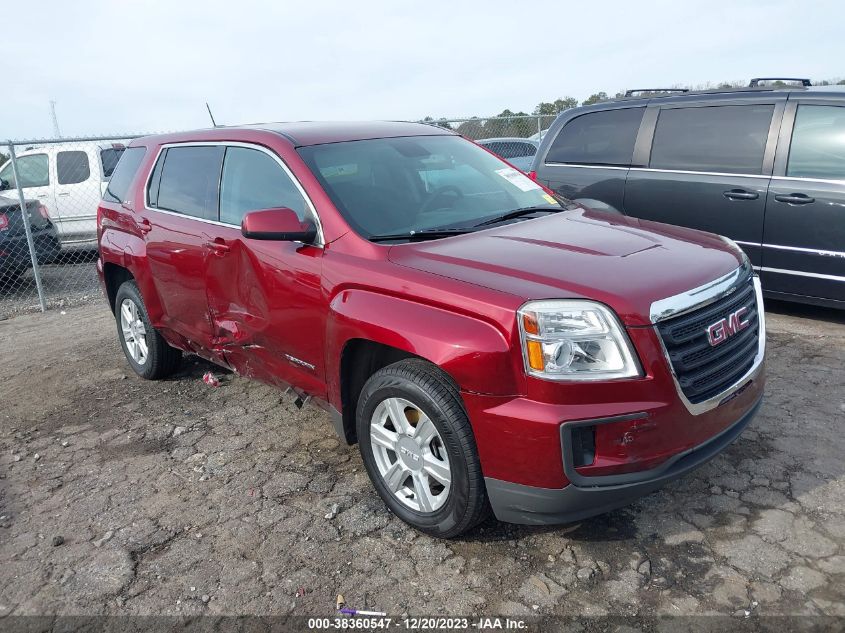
<box><xmin>368</xmin><ymin>227</ymin><xmax>474</xmax><ymax>243</ymax></box>
<box><xmin>473</xmin><ymin>205</ymin><xmax>564</xmax><ymax>228</ymax></box>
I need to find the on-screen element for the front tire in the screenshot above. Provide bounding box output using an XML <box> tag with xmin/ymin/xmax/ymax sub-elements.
<box><xmin>356</xmin><ymin>359</ymin><xmax>490</xmax><ymax>538</ymax></box>
<box><xmin>114</xmin><ymin>280</ymin><xmax>181</xmax><ymax>380</ymax></box>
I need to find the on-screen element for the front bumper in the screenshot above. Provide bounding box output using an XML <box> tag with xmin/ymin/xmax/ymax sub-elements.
<box><xmin>485</xmin><ymin>393</ymin><xmax>762</xmax><ymax>525</ymax></box>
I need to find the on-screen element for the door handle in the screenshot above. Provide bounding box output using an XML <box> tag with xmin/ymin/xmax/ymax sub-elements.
<box><xmin>57</xmin><ymin>192</ymin><xmax>70</xmax><ymax>197</ymax></box>
<box><xmin>774</xmin><ymin>193</ymin><xmax>815</xmax><ymax>205</ymax></box>
<box><xmin>206</xmin><ymin>238</ymin><xmax>230</xmax><ymax>255</ymax></box>
<box><xmin>723</xmin><ymin>189</ymin><xmax>759</xmax><ymax>201</ymax></box>
<box><xmin>136</xmin><ymin>218</ymin><xmax>152</xmax><ymax>234</ymax></box>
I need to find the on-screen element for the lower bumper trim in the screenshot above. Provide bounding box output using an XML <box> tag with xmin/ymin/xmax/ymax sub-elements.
<box><xmin>485</xmin><ymin>395</ymin><xmax>762</xmax><ymax>526</ymax></box>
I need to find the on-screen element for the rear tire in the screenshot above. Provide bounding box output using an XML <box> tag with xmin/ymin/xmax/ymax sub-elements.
<box><xmin>356</xmin><ymin>359</ymin><xmax>490</xmax><ymax>538</ymax></box>
<box><xmin>114</xmin><ymin>280</ymin><xmax>181</xmax><ymax>379</ymax></box>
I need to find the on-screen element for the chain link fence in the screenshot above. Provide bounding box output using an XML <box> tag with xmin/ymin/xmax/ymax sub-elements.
<box><xmin>1</xmin><ymin>136</ymin><xmax>141</xmax><ymax>316</ymax></box>
<box><xmin>0</xmin><ymin>113</ymin><xmax>568</xmax><ymax>317</ymax></box>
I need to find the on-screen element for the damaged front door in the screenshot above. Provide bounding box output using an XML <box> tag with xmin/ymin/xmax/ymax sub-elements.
<box><xmin>203</xmin><ymin>145</ymin><xmax>327</xmax><ymax>396</ymax></box>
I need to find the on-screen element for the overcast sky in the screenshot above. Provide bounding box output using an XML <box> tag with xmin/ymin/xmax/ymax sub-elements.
<box><xmin>2</xmin><ymin>0</ymin><xmax>843</xmax><ymax>140</ymax></box>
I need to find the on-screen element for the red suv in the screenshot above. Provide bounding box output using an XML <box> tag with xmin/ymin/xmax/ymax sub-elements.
<box><xmin>97</xmin><ymin>122</ymin><xmax>765</xmax><ymax>537</ymax></box>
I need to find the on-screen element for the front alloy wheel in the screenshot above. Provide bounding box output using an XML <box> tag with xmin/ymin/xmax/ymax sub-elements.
<box><xmin>356</xmin><ymin>359</ymin><xmax>490</xmax><ymax>538</ymax></box>
<box><xmin>370</xmin><ymin>397</ymin><xmax>452</xmax><ymax>513</ymax></box>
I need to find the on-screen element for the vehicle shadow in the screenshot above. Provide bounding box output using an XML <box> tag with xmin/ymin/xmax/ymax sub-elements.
<box><xmin>763</xmin><ymin>297</ymin><xmax>845</xmax><ymax>325</ymax></box>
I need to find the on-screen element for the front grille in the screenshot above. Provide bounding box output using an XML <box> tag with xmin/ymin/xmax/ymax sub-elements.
<box><xmin>656</xmin><ymin>274</ymin><xmax>759</xmax><ymax>404</ymax></box>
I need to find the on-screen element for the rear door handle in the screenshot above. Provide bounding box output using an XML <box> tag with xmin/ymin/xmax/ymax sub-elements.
<box><xmin>206</xmin><ymin>238</ymin><xmax>230</xmax><ymax>255</ymax></box>
<box><xmin>57</xmin><ymin>192</ymin><xmax>70</xmax><ymax>197</ymax></box>
<box><xmin>723</xmin><ymin>189</ymin><xmax>759</xmax><ymax>201</ymax></box>
<box><xmin>774</xmin><ymin>193</ymin><xmax>815</xmax><ymax>205</ymax></box>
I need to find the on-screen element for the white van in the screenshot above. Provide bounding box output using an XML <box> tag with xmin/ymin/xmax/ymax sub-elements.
<box><xmin>0</xmin><ymin>141</ymin><xmax>127</xmax><ymax>249</ymax></box>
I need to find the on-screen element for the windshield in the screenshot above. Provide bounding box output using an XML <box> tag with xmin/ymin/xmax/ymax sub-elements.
<box><xmin>297</xmin><ymin>135</ymin><xmax>562</xmax><ymax>239</ymax></box>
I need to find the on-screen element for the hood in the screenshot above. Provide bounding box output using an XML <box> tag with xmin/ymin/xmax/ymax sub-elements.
<box><xmin>388</xmin><ymin>208</ymin><xmax>744</xmax><ymax>327</ymax></box>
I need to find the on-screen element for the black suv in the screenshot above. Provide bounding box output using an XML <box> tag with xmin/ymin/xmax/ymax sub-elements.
<box><xmin>532</xmin><ymin>78</ymin><xmax>845</xmax><ymax>309</ymax></box>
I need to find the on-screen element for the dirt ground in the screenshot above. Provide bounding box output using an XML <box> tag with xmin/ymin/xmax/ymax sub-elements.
<box><xmin>1</xmin><ymin>299</ymin><xmax>843</xmax><ymax>620</ymax></box>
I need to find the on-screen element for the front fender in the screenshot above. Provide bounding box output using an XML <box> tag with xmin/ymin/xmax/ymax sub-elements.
<box><xmin>325</xmin><ymin>289</ymin><xmax>521</xmax><ymax>408</ymax></box>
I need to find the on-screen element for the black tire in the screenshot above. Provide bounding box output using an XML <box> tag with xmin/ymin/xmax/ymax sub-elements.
<box><xmin>114</xmin><ymin>280</ymin><xmax>181</xmax><ymax>380</ymax></box>
<box><xmin>356</xmin><ymin>359</ymin><xmax>490</xmax><ymax>538</ymax></box>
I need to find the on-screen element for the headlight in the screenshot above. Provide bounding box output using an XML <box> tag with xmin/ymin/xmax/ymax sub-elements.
<box><xmin>518</xmin><ymin>300</ymin><xmax>641</xmax><ymax>381</ymax></box>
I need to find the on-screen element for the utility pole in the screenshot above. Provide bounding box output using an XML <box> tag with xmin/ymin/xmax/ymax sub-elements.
<box><xmin>50</xmin><ymin>100</ymin><xmax>61</xmax><ymax>138</ymax></box>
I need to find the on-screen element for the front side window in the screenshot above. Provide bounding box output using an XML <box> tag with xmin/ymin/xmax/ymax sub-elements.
<box><xmin>0</xmin><ymin>153</ymin><xmax>49</xmax><ymax>188</ymax></box>
<box><xmin>154</xmin><ymin>146</ymin><xmax>224</xmax><ymax>220</ymax></box>
<box><xmin>219</xmin><ymin>147</ymin><xmax>309</xmax><ymax>225</ymax></box>
<box><xmin>57</xmin><ymin>151</ymin><xmax>91</xmax><ymax>185</ymax></box>
<box><xmin>298</xmin><ymin>135</ymin><xmax>562</xmax><ymax>239</ymax></box>
<box><xmin>545</xmin><ymin>108</ymin><xmax>644</xmax><ymax>166</ymax></box>
<box><xmin>787</xmin><ymin>105</ymin><xmax>845</xmax><ymax>180</ymax></box>
<box><xmin>650</xmin><ymin>104</ymin><xmax>774</xmax><ymax>175</ymax></box>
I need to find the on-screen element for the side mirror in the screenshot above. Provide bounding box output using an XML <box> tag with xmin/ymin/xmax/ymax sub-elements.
<box><xmin>0</xmin><ymin>179</ymin><xmax>10</xmax><ymax>192</ymax></box>
<box><xmin>241</xmin><ymin>207</ymin><xmax>317</xmax><ymax>243</ymax></box>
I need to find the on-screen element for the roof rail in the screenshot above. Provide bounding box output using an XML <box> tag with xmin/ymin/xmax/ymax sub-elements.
<box><xmin>749</xmin><ymin>77</ymin><xmax>811</xmax><ymax>87</ymax></box>
<box><xmin>624</xmin><ymin>88</ymin><xmax>689</xmax><ymax>97</ymax></box>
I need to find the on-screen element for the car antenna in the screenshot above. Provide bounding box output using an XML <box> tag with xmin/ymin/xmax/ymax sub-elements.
<box><xmin>206</xmin><ymin>102</ymin><xmax>219</xmax><ymax>128</ymax></box>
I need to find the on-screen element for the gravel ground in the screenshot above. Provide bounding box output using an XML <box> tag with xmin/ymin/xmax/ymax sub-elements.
<box><xmin>0</xmin><ymin>300</ymin><xmax>843</xmax><ymax>620</ymax></box>
<box><xmin>0</xmin><ymin>259</ymin><xmax>101</xmax><ymax>318</ymax></box>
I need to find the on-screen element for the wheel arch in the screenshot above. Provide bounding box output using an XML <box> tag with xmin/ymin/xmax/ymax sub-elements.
<box><xmin>327</xmin><ymin>289</ymin><xmax>521</xmax><ymax>444</ymax></box>
<box><xmin>102</xmin><ymin>262</ymin><xmax>135</xmax><ymax>312</ymax></box>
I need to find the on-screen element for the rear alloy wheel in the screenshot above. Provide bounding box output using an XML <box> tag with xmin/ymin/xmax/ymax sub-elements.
<box><xmin>120</xmin><ymin>298</ymin><xmax>149</xmax><ymax>366</ymax></box>
<box><xmin>357</xmin><ymin>359</ymin><xmax>490</xmax><ymax>538</ymax></box>
<box><xmin>114</xmin><ymin>280</ymin><xmax>181</xmax><ymax>380</ymax></box>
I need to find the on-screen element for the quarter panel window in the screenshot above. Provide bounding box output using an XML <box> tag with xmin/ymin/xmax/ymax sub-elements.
<box><xmin>0</xmin><ymin>153</ymin><xmax>49</xmax><ymax>188</ymax></box>
<box><xmin>155</xmin><ymin>146</ymin><xmax>224</xmax><ymax>220</ymax></box>
<box><xmin>787</xmin><ymin>105</ymin><xmax>845</xmax><ymax>180</ymax></box>
<box><xmin>100</xmin><ymin>147</ymin><xmax>126</xmax><ymax>179</ymax></box>
<box><xmin>104</xmin><ymin>147</ymin><xmax>147</xmax><ymax>203</ymax></box>
<box><xmin>650</xmin><ymin>105</ymin><xmax>774</xmax><ymax>175</ymax></box>
<box><xmin>546</xmin><ymin>108</ymin><xmax>644</xmax><ymax>166</ymax></box>
<box><xmin>57</xmin><ymin>151</ymin><xmax>91</xmax><ymax>185</ymax></box>
<box><xmin>219</xmin><ymin>147</ymin><xmax>308</xmax><ymax>225</ymax></box>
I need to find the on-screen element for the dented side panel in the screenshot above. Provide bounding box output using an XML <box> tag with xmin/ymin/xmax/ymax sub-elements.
<box><xmin>204</xmin><ymin>223</ymin><xmax>327</xmax><ymax>396</ymax></box>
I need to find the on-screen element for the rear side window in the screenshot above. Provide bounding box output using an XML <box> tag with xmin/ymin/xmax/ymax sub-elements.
<box><xmin>57</xmin><ymin>151</ymin><xmax>91</xmax><ymax>185</ymax></box>
<box><xmin>219</xmin><ymin>147</ymin><xmax>308</xmax><ymax>225</ymax></box>
<box><xmin>154</xmin><ymin>146</ymin><xmax>224</xmax><ymax>220</ymax></box>
<box><xmin>100</xmin><ymin>147</ymin><xmax>126</xmax><ymax>179</ymax></box>
<box><xmin>650</xmin><ymin>105</ymin><xmax>774</xmax><ymax>175</ymax></box>
<box><xmin>545</xmin><ymin>108</ymin><xmax>644</xmax><ymax>166</ymax></box>
<box><xmin>787</xmin><ymin>105</ymin><xmax>845</xmax><ymax>180</ymax></box>
<box><xmin>103</xmin><ymin>147</ymin><xmax>146</xmax><ymax>203</ymax></box>
<box><xmin>0</xmin><ymin>153</ymin><xmax>49</xmax><ymax>188</ymax></box>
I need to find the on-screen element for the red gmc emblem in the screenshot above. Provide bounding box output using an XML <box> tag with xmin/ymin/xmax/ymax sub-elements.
<box><xmin>706</xmin><ymin>307</ymin><xmax>750</xmax><ymax>346</ymax></box>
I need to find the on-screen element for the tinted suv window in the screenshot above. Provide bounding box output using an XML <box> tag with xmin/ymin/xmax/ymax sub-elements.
<box><xmin>100</xmin><ymin>147</ymin><xmax>126</xmax><ymax>179</ymax></box>
<box><xmin>787</xmin><ymin>105</ymin><xmax>845</xmax><ymax>180</ymax></box>
<box><xmin>545</xmin><ymin>108</ymin><xmax>644</xmax><ymax>166</ymax></box>
<box><xmin>650</xmin><ymin>105</ymin><xmax>774</xmax><ymax>175</ymax></box>
<box><xmin>57</xmin><ymin>151</ymin><xmax>91</xmax><ymax>185</ymax></box>
<box><xmin>155</xmin><ymin>146</ymin><xmax>224</xmax><ymax>220</ymax></box>
<box><xmin>104</xmin><ymin>147</ymin><xmax>146</xmax><ymax>203</ymax></box>
<box><xmin>219</xmin><ymin>147</ymin><xmax>308</xmax><ymax>225</ymax></box>
<box><xmin>0</xmin><ymin>153</ymin><xmax>49</xmax><ymax>188</ymax></box>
